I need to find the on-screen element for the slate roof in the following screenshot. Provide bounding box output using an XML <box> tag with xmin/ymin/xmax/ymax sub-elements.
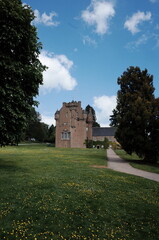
<box><xmin>92</xmin><ymin>127</ymin><xmax>116</xmax><ymax>137</ymax></box>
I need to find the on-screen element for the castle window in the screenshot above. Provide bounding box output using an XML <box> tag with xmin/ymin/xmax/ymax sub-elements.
<box><xmin>61</xmin><ymin>131</ymin><xmax>70</xmax><ymax>140</ymax></box>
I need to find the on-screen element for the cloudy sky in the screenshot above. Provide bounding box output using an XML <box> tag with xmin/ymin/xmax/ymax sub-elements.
<box><xmin>23</xmin><ymin>0</ymin><xmax>159</xmax><ymax>126</ymax></box>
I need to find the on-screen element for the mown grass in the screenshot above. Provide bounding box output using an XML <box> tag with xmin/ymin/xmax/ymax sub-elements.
<box><xmin>115</xmin><ymin>149</ymin><xmax>159</xmax><ymax>174</ymax></box>
<box><xmin>0</xmin><ymin>145</ymin><xmax>159</xmax><ymax>240</ymax></box>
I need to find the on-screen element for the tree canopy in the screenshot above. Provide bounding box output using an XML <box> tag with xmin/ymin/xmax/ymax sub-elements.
<box><xmin>110</xmin><ymin>66</ymin><xmax>159</xmax><ymax>163</ymax></box>
<box><xmin>85</xmin><ymin>105</ymin><xmax>100</xmax><ymax>127</ymax></box>
<box><xmin>21</xmin><ymin>108</ymin><xmax>55</xmax><ymax>143</ymax></box>
<box><xmin>0</xmin><ymin>0</ymin><xmax>46</xmax><ymax>146</ymax></box>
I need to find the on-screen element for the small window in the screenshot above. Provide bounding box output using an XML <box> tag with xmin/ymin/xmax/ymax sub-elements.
<box><xmin>61</xmin><ymin>131</ymin><xmax>71</xmax><ymax>140</ymax></box>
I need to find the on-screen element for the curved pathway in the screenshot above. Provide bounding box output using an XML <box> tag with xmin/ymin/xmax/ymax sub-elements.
<box><xmin>107</xmin><ymin>148</ymin><xmax>159</xmax><ymax>182</ymax></box>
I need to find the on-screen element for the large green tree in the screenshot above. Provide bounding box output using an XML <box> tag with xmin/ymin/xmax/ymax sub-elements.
<box><xmin>24</xmin><ymin>108</ymin><xmax>43</xmax><ymax>142</ymax></box>
<box><xmin>0</xmin><ymin>0</ymin><xmax>45</xmax><ymax>146</ymax></box>
<box><xmin>110</xmin><ymin>66</ymin><xmax>159</xmax><ymax>163</ymax></box>
<box><xmin>48</xmin><ymin>124</ymin><xmax>56</xmax><ymax>143</ymax></box>
<box><xmin>23</xmin><ymin>108</ymin><xmax>55</xmax><ymax>143</ymax></box>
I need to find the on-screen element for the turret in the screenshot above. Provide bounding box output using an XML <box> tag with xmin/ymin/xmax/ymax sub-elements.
<box><xmin>86</xmin><ymin>108</ymin><xmax>93</xmax><ymax>140</ymax></box>
<box><xmin>55</xmin><ymin>110</ymin><xmax>60</xmax><ymax>121</ymax></box>
<box><xmin>87</xmin><ymin>108</ymin><xmax>93</xmax><ymax>123</ymax></box>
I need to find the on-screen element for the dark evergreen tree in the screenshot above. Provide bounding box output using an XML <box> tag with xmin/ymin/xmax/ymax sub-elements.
<box><xmin>0</xmin><ymin>0</ymin><xmax>46</xmax><ymax>146</ymax></box>
<box><xmin>48</xmin><ymin>124</ymin><xmax>56</xmax><ymax>143</ymax></box>
<box><xmin>24</xmin><ymin>108</ymin><xmax>50</xmax><ymax>143</ymax></box>
<box><xmin>25</xmin><ymin>108</ymin><xmax>41</xmax><ymax>141</ymax></box>
<box><xmin>110</xmin><ymin>66</ymin><xmax>159</xmax><ymax>163</ymax></box>
<box><xmin>147</xmin><ymin>98</ymin><xmax>159</xmax><ymax>162</ymax></box>
<box><xmin>85</xmin><ymin>105</ymin><xmax>100</xmax><ymax>127</ymax></box>
<box><xmin>38</xmin><ymin>122</ymin><xmax>49</xmax><ymax>142</ymax></box>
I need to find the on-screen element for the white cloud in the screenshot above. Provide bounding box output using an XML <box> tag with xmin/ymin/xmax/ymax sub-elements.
<box><xmin>74</xmin><ymin>48</ymin><xmax>78</xmax><ymax>52</ymax></box>
<box><xmin>149</xmin><ymin>0</ymin><xmax>158</xmax><ymax>2</ymax></box>
<box><xmin>39</xmin><ymin>51</ymin><xmax>77</xmax><ymax>93</ymax></box>
<box><xmin>82</xmin><ymin>35</ymin><xmax>97</xmax><ymax>46</ymax></box>
<box><xmin>126</xmin><ymin>33</ymin><xmax>159</xmax><ymax>49</ymax></box>
<box><xmin>93</xmin><ymin>95</ymin><xmax>117</xmax><ymax>127</ymax></box>
<box><xmin>156</xmin><ymin>24</ymin><xmax>159</xmax><ymax>30</ymax></box>
<box><xmin>153</xmin><ymin>34</ymin><xmax>159</xmax><ymax>47</ymax></box>
<box><xmin>126</xmin><ymin>34</ymin><xmax>149</xmax><ymax>50</ymax></box>
<box><xmin>124</xmin><ymin>11</ymin><xmax>152</xmax><ymax>34</ymax></box>
<box><xmin>22</xmin><ymin>3</ymin><xmax>29</xmax><ymax>8</ymax></box>
<box><xmin>41</xmin><ymin>114</ymin><xmax>55</xmax><ymax>126</ymax></box>
<box><xmin>81</xmin><ymin>0</ymin><xmax>115</xmax><ymax>35</ymax></box>
<box><xmin>33</xmin><ymin>9</ymin><xmax>60</xmax><ymax>26</ymax></box>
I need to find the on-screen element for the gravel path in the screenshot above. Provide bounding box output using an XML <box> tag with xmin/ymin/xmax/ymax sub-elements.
<box><xmin>107</xmin><ymin>148</ymin><xmax>159</xmax><ymax>182</ymax></box>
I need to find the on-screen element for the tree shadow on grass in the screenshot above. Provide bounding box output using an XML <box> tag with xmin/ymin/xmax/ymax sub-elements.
<box><xmin>88</xmin><ymin>154</ymin><xmax>106</xmax><ymax>161</ymax></box>
<box><xmin>124</xmin><ymin>158</ymin><xmax>159</xmax><ymax>167</ymax></box>
<box><xmin>0</xmin><ymin>158</ymin><xmax>25</xmax><ymax>172</ymax></box>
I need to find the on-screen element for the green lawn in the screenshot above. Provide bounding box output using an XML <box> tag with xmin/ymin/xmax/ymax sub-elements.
<box><xmin>0</xmin><ymin>145</ymin><xmax>159</xmax><ymax>240</ymax></box>
<box><xmin>115</xmin><ymin>149</ymin><xmax>159</xmax><ymax>174</ymax></box>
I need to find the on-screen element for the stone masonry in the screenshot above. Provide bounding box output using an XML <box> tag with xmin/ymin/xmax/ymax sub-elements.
<box><xmin>55</xmin><ymin>101</ymin><xmax>93</xmax><ymax>148</ymax></box>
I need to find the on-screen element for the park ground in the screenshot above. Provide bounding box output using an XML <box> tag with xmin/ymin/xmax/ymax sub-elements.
<box><xmin>0</xmin><ymin>145</ymin><xmax>159</xmax><ymax>240</ymax></box>
<box><xmin>115</xmin><ymin>149</ymin><xmax>159</xmax><ymax>174</ymax></box>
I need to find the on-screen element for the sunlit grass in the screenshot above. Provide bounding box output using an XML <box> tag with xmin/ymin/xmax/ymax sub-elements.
<box><xmin>0</xmin><ymin>145</ymin><xmax>159</xmax><ymax>240</ymax></box>
<box><xmin>115</xmin><ymin>149</ymin><xmax>159</xmax><ymax>174</ymax></box>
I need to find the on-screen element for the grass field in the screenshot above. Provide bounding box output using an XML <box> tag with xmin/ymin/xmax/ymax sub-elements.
<box><xmin>0</xmin><ymin>145</ymin><xmax>159</xmax><ymax>240</ymax></box>
<box><xmin>115</xmin><ymin>149</ymin><xmax>159</xmax><ymax>174</ymax></box>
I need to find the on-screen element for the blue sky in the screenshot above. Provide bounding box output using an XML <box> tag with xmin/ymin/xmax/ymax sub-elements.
<box><xmin>23</xmin><ymin>0</ymin><xmax>159</xmax><ymax>126</ymax></box>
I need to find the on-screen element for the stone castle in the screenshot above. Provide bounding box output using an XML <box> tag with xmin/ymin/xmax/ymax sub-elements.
<box><xmin>55</xmin><ymin>101</ymin><xmax>116</xmax><ymax>148</ymax></box>
<box><xmin>55</xmin><ymin>101</ymin><xmax>93</xmax><ymax>148</ymax></box>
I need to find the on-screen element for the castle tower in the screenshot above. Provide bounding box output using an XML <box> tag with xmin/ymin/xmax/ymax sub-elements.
<box><xmin>86</xmin><ymin>108</ymin><xmax>93</xmax><ymax>140</ymax></box>
<box><xmin>55</xmin><ymin>101</ymin><xmax>93</xmax><ymax>148</ymax></box>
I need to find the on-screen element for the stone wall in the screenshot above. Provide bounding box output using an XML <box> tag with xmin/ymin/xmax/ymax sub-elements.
<box><xmin>55</xmin><ymin>101</ymin><xmax>93</xmax><ymax>148</ymax></box>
